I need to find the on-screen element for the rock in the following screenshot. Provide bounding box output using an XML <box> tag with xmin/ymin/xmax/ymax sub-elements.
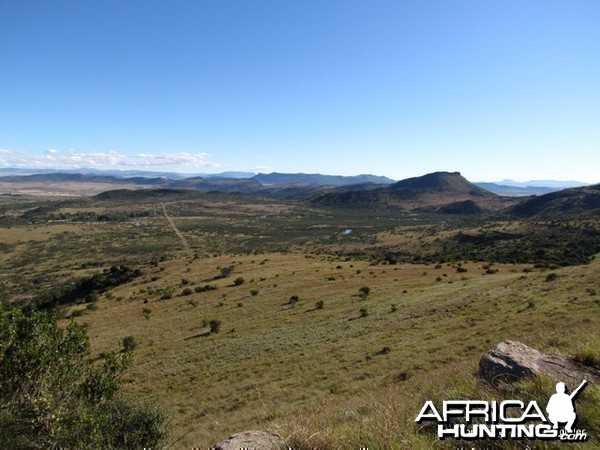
<box><xmin>212</xmin><ymin>430</ymin><xmax>286</xmax><ymax>450</ymax></box>
<box><xmin>479</xmin><ymin>340</ymin><xmax>599</xmax><ymax>385</ymax></box>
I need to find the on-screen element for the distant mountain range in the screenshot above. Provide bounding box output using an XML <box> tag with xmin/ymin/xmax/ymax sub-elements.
<box><xmin>253</xmin><ymin>172</ymin><xmax>395</xmax><ymax>186</ymax></box>
<box><xmin>0</xmin><ymin>167</ymin><xmax>256</xmax><ymax>180</ymax></box>
<box><xmin>0</xmin><ymin>168</ymin><xmax>590</xmax><ymax>194</ymax></box>
<box><xmin>473</xmin><ymin>183</ymin><xmax>559</xmax><ymax>196</ymax></box>
<box><xmin>2</xmin><ymin>168</ymin><xmax>598</xmax><ymax>217</ymax></box>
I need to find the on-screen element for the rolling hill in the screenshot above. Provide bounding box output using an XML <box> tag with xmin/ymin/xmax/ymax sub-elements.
<box><xmin>508</xmin><ymin>184</ymin><xmax>600</xmax><ymax>218</ymax></box>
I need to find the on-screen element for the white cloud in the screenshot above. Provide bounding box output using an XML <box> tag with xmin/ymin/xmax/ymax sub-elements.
<box><xmin>0</xmin><ymin>148</ymin><xmax>221</xmax><ymax>170</ymax></box>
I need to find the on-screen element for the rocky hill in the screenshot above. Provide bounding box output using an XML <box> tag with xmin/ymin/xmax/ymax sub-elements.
<box><xmin>311</xmin><ymin>171</ymin><xmax>512</xmax><ymax>212</ymax></box>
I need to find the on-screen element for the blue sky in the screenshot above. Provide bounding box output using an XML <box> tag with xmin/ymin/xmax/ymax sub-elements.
<box><xmin>1</xmin><ymin>0</ymin><xmax>599</xmax><ymax>182</ymax></box>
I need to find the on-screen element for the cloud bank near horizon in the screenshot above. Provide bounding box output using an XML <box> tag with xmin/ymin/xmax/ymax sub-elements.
<box><xmin>0</xmin><ymin>148</ymin><xmax>221</xmax><ymax>170</ymax></box>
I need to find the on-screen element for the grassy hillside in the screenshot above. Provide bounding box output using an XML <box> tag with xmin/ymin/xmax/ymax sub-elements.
<box><xmin>64</xmin><ymin>254</ymin><xmax>600</xmax><ymax>447</ymax></box>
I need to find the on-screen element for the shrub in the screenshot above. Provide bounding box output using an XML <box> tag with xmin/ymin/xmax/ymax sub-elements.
<box><xmin>219</xmin><ymin>266</ymin><xmax>233</xmax><ymax>278</ymax></box>
<box><xmin>545</xmin><ymin>272</ymin><xmax>559</xmax><ymax>282</ymax></box>
<box><xmin>359</xmin><ymin>308</ymin><xmax>369</xmax><ymax>318</ymax></box>
<box><xmin>456</xmin><ymin>266</ymin><xmax>468</xmax><ymax>273</ymax></box>
<box><xmin>315</xmin><ymin>300</ymin><xmax>325</xmax><ymax>310</ymax></box>
<box><xmin>180</xmin><ymin>288</ymin><xmax>193</xmax><ymax>296</ymax></box>
<box><xmin>0</xmin><ymin>306</ymin><xmax>169</xmax><ymax>448</ymax></box>
<box><xmin>289</xmin><ymin>295</ymin><xmax>300</xmax><ymax>304</ymax></box>
<box><xmin>122</xmin><ymin>335</ymin><xmax>137</xmax><ymax>352</ymax></box>
<box><xmin>194</xmin><ymin>284</ymin><xmax>217</xmax><ymax>293</ymax></box>
<box><xmin>233</xmin><ymin>277</ymin><xmax>245</xmax><ymax>286</ymax></box>
<box><xmin>391</xmin><ymin>304</ymin><xmax>398</xmax><ymax>313</ymax></box>
<box><xmin>250</xmin><ymin>290</ymin><xmax>259</xmax><ymax>296</ymax></box>
<box><xmin>209</xmin><ymin>319</ymin><xmax>221</xmax><ymax>334</ymax></box>
<box><xmin>359</xmin><ymin>286</ymin><xmax>371</xmax><ymax>297</ymax></box>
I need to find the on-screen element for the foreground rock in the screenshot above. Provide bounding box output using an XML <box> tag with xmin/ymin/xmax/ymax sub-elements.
<box><xmin>479</xmin><ymin>340</ymin><xmax>599</xmax><ymax>385</ymax></box>
<box><xmin>212</xmin><ymin>430</ymin><xmax>286</xmax><ymax>450</ymax></box>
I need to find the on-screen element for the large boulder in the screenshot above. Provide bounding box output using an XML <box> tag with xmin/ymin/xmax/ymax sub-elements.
<box><xmin>212</xmin><ymin>430</ymin><xmax>286</xmax><ymax>450</ymax></box>
<box><xmin>479</xmin><ymin>340</ymin><xmax>599</xmax><ymax>385</ymax></box>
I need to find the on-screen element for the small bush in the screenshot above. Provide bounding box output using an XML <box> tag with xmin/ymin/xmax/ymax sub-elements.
<box><xmin>122</xmin><ymin>336</ymin><xmax>137</xmax><ymax>352</ymax></box>
<box><xmin>219</xmin><ymin>266</ymin><xmax>233</xmax><ymax>278</ymax></box>
<box><xmin>250</xmin><ymin>290</ymin><xmax>259</xmax><ymax>296</ymax></box>
<box><xmin>545</xmin><ymin>272</ymin><xmax>559</xmax><ymax>282</ymax></box>
<box><xmin>180</xmin><ymin>288</ymin><xmax>193</xmax><ymax>296</ymax></box>
<box><xmin>233</xmin><ymin>277</ymin><xmax>245</xmax><ymax>286</ymax></box>
<box><xmin>194</xmin><ymin>284</ymin><xmax>217</xmax><ymax>293</ymax></box>
<box><xmin>209</xmin><ymin>319</ymin><xmax>221</xmax><ymax>334</ymax></box>
<box><xmin>359</xmin><ymin>308</ymin><xmax>369</xmax><ymax>318</ymax></box>
<box><xmin>289</xmin><ymin>295</ymin><xmax>300</xmax><ymax>304</ymax></box>
<box><xmin>315</xmin><ymin>300</ymin><xmax>325</xmax><ymax>310</ymax></box>
<box><xmin>359</xmin><ymin>286</ymin><xmax>371</xmax><ymax>297</ymax></box>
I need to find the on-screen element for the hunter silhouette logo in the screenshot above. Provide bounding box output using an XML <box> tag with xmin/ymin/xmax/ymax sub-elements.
<box><xmin>547</xmin><ymin>380</ymin><xmax>586</xmax><ymax>434</ymax></box>
<box><xmin>416</xmin><ymin>379</ymin><xmax>589</xmax><ymax>442</ymax></box>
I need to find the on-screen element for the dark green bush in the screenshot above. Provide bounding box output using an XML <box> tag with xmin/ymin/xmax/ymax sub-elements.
<box><xmin>209</xmin><ymin>319</ymin><xmax>221</xmax><ymax>334</ymax></box>
<box><xmin>0</xmin><ymin>306</ymin><xmax>169</xmax><ymax>448</ymax></box>
<box><xmin>34</xmin><ymin>266</ymin><xmax>142</xmax><ymax>311</ymax></box>
<box><xmin>194</xmin><ymin>284</ymin><xmax>217</xmax><ymax>293</ymax></box>
<box><xmin>545</xmin><ymin>272</ymin><xmax>559</xmax><ymax>282</ymax></box>
<box><xmin>122</xmin><ymin>336</ymin><xmax>137</xmax><ymax>352</ymax></box>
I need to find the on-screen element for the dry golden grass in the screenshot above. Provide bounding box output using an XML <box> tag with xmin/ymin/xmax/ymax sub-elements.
<box><xmin>72</xmin><ymin>251</ymin><xmax>600</xmax><ymax>447</ymax></box>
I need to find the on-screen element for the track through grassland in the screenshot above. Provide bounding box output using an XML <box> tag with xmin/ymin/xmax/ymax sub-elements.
<box><xmin>161</xmin><ymin>202</ymin><xmax>192</xmax><ymax>255</ymax></box>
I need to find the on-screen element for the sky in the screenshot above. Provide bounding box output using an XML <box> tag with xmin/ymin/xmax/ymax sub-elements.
<box><xmin>1</xmin><ymin>0</ymin><xmax>599</xmax><ymax>183</ymax></box>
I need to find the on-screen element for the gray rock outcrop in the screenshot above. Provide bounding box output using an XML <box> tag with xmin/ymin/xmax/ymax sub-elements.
<box><xmin>479</xmin><ymin>340</ymin><xmax>599</xmax><ymax>385</ymax></box>
<box><xmin>212</xmin><ymin>430</ymin><xmax>286</xmax><ymax>450</ymax></box>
